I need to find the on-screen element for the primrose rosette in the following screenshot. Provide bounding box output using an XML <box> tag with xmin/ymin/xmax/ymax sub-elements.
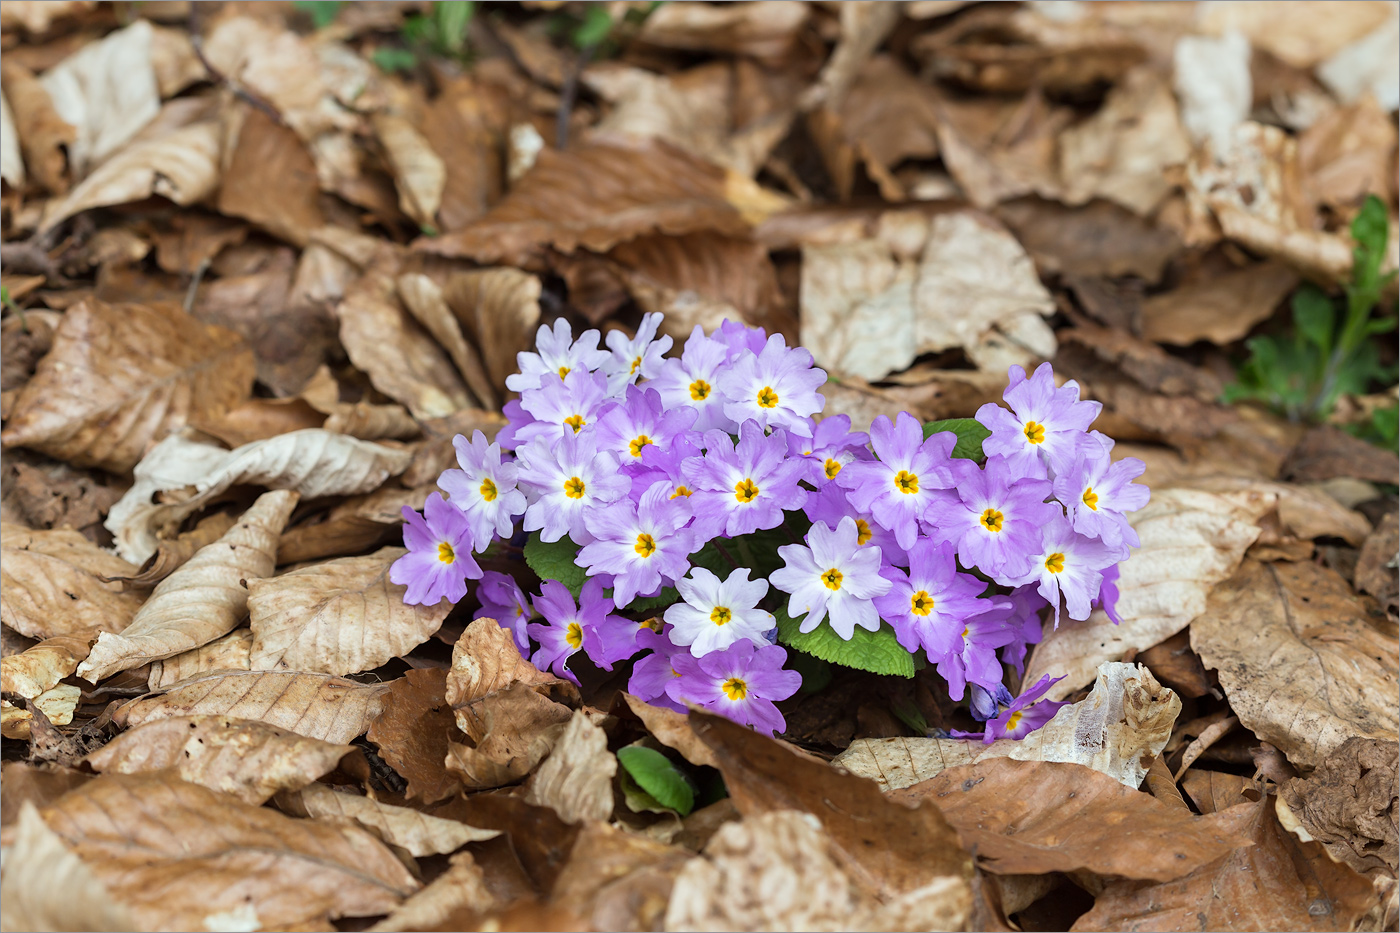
<box><xmin>391</xmin><ymin>313</ymin><xmax>1149</xmax><ymax>741</ymax></box>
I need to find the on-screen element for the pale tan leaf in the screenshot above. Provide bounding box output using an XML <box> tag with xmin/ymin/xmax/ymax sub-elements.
<box><xmin>373</xmin><ymin>112</ymin><xmax>445</xmax><ymax>228</ymax></box>
<box><xmin>0</xmin><ymin>298</ymin><xmax>254</xmax><ymax>474</ymax></box>
<box><xmin>1198</xmin><ymin>0</ymin><xmax>1393</xmax><ymax>68</ymax></box>
<box><xmin>623</xmin><ymin>693</ymin><xmax>719</xmax><ymax>769</ymax></box>
<box><xmin>1</xmin><ymin>699</ymin><xmax>32</xmax><ymax>739</ymax></box>
<box><xmin>1022</xmin><ymin>485</ymin><xmax>1273</xmax><ymax>700</ymax></box>
<box><xmin>0</xmin><ymin>803</ymin><xmax>137</xmax><ymax>933</ymax></box>
<box><xmin>148</xmin><ymin>24</ymin><xmax>206</xmax><ymax>99</ymax></box>
<box><xmin>836</xmin><ymin>662</ymin><xmax>1181</xmax><ymax>790</ymax></box>
<box><xmin>40</xmin><ymin>773</ymin><xmax>419</xmax><ymax>930</ymax></box>
<box><xmin>0</xmin><ymin>524</ymin><xmax>143</xmax><ymax>640</ymax></box>
<box><xmin>446</xmin><ymin>618</ymin><xmax>562</xmax><ymax>739</ymax></box>
<box><xmin>524</xmin><ymin>710</ymin><xmax>616</xmax><ymax>824</ymax></box>
<box><xmin>0</xmin><ymin>633</ymin><xmax>91</xmax><ymax>699</ymax></box>
<box><xmin>442</xmin><ymin>267</ymin><xmax>542</xmax><ymax>394</ymax></box>
<box><xmin>0</xmin><ymin>1</ymin><xmax>95</xmax><ymax>35</ymax></box>
<box><xmin>2</xmin><ymin>59</ymin><xmax>75</xmax><ymax>194</ymax></box>
<box><xmin>78</xmin><ymin>490</ymin><xmax>298</xmax><ymax>682</ymax></box>
<box><xmin>1192</xmin><ymin>560</ymin><xmax>1399</xmax><ymax>770</ymax></box>
<box><xmin>148</xmin><ymin>628</ymin><xmax>253</xmax><ymax>690</ymax></box>
<box><xmin>4</xmin><ymin>684</ymin><xmax>84</xmax><ymax>738</ymax></box>
<box><xmin>444</xmin><ymin>681</ymin><xmax>573</xmax><ymax>790</ymax></box>
<box><xmin>248</xmin><ymin>546</ymin><xmax>450</xmax><ymax>676</ymax></box>
<box><xmin>396</xmin><ymin>272</ymin><xmax>496</xmax><ymax>410</ymax></box>
<box><xmin>637</xmin><ymin>1</ymin><xmax>810</xmax><ymax>64</ymax></box>
<box><xmin>278</xmin><ymin>782</ymin><xmax>498</xmax><ymax>856</ymax></box>
<box><xmin>115</xmin><ymin>670</ymin><xmax>391</xmax><ymax>745</ymax></box>
<box><xmin>84</xmin><ymin>715</ymin><xmax>358</xmax><ymax>805</ymax></box>
<box><xmin>105</xmin><ymin>511</ymin><xmax>239</xmax><ymax>589</ymax></box>
<box><xmin>0</xmin><ymin>87</ymin><xmax>22</xmax><ymax>188</ymax></box>
<box><xmin>369</xmin><ymin>851</ymin><xmax>496</xmax><ymax>932</ymax></box>
<box><xmin>322</xmin><ymin>401</ymin><xmax>421</xmax><ymax>440</ymax></box>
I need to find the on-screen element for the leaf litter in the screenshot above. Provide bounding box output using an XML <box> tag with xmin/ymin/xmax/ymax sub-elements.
<box><xmin>0</xmin><ymin>1</ymin><xmax>1396</xmax><ymax>930</ymax></box>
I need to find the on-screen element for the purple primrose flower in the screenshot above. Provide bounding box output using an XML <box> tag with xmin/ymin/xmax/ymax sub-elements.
<box><xmin>507</xmin><ymin>317</ymin><xmax>611</xmax><ymax>393</ymax></box>
<box><xmin>527</xmin><ymin>578</ymin><xmax>622</xmax><ymax>683</ymax></box>
<box><xmin>516</xmin><ymin>429</ymin><xmax>630</xmax><ymax>544</ymax></box>
<box><xmin>664</xmin><ymin>567</ymin><xmax>774</xmax><ymax>656</ymax></box>
<box><xmin>391</xmin><ymin>492</ymin><xmax>482</xmax><ymax>605</ymax></box>
<box><xmin>666</xmin><ymin>639</ymin><xmax>800</xmax><ymax>736</ymax></box>
<box><xmin>1052</xmin><ymin>432</ymin><xmax>1150</xmax><ymax>550</ymax></box>
<box><xmin>722</xmin><ymin>333</ymin><xmax>825</xmax><ymax>437</ymax></box>
<box><xmin>1008</xmin><ymin>515</ymin><xmax>1120</xmax><ymax>625</ymax></box>
<box><xmin>923</xmin><ymin>456</ymin><xmax>1058</xmax><ymax>581</ymax></box>
<box><xmin>578</xmin><ymin>481</ymin><xmax>698</xmax><ymax>609</ymax></box>
<box><xmin>838</xmin><ymin>412</ymin><xmax>959</xmax><ymax>550</ymax></box>
<box><xmin>437</xmin><ymin>430</ymin><xmax>527</xmax><ymax>548</ymax></box>
<box><xmin>647</xmin><ymin>326</ymin><xmax>737</xmax><ymax>433</ymax></box>
<box><xmin>473</xmin><ymin>570</ymin><xmax>534</xmax><ymax>651</ymax></box>
<box><xmin>771</xmin><ymin>517</ymin><xmax>892</xmax><ymax>639</ymax></box>
<box><xmin>874</xmin><ymin>539</ymin><xmax>992</xmax><ymax>663</ymax></box>
<box><xmin>683</xmin><ymin>421</ymin><xmax>807</xmax><ymax>540</ymax></box>
<box><xmin>978</xmin><ymin>362</ymin><xmax>1102</xmax><ymax>474</ymax></box>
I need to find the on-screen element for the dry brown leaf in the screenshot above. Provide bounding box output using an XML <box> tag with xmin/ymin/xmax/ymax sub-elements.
<box><xmin>1355</xmin><ymin>511</ymin><xmax>1399</xmax><ymax>616</ymax></box>
<box><xmin>805</xmin><ymin>2</ymin><xmax>903</xmax><ymax>113</ymax></box>
<box><xmin>322</xmin><ymin>401</ymin><xmax>420</xmax><ymax>440</ymax></box>
<box><xmin>1192</xmin><ymin>559</ymin><xmax>1399</xmax><ymax>770</ymax></box>
<box><xmin>0</xmin><ymin>803</ymin><xmax>137</xmax><ymax>933</ymax></box>
<box><xmin>636</xmin><ymin>1</ymin><xmax>809</xmax><ymax>65</ymax></box>
<box><xmin>927</xmin><ymin>90</ymin><xmax>1069</xmax><ymax>208</ymax></box>
<box><xmin>0</xmin><ymin>84</ymin><xmax>25</xmax><ymax>187</ymax></box>
<box><xmin>218</xmin><ymin>105</ymin><xmax>324</xmax><ymax>247</ymax></box>
<box><xmin>396</xmin><ymin>271</ymin><xmax>496</xmax><ymax>409</ymax></box>
<box><xmin>41</xmin><ymin>773</ymin><xmax>419</xmax><ymax>930</ymax></box>
<box><xmin>248</xmin><ymin>546</ymin><xmax>451</xmax><ymax>676</ymax></box>
<box><xmin>148</xmin><ymin>24</ymin><xmax>206</xmax><ymax>99</ymax></box>
<box><xmin>147</xmin><ymin>628</ymin><xmax>253</xmax><ymax>690</ymax></box>
<box><xmin>366</xmin><ymin>667</ymin><xmax>460</xmax><ymax>803</ymax></box>
<box><xmin>106</xmin><ymin>511</ymin><xmax>239</xmax><ymax>589</ymax></box>
<box><xmin>0</xmin><ymin>1</ymin><xmax>95</xmax><ymax>36</ymax></box>
<box><xmin>1</xmin><ymin>60</ymin><xmax>74</xmax><ymax>194</ymax></box>
<box><xmin>422</xmin><ymin>75</ymin><xmax>503</xmax><ymax>232</ymax></box>
<box><xmin>623</xmin><ymin>693</ymin><xmax>719</xmax><ymax>769</ymax></box>
<box><xmin>276</xmin><ymin>482</ymin><xmax>433</xmax><ymax>565</ymax></box>
<box><xmin>446</xmin><ymin>618</ymin><xmax>563</xmax><ymax>738</ymax></box>
<box><xmin>1190</xmin><ymin>474</ymin><xmax>1373</xmax><ymax>546</ymax></box>
<box><xmin>1299</xmin><ymin>96</ymin><xmax>1398</xmax><ymax>210</ymax></box>
<box><xmin>0</xmin><ymin>523</ymin><xmax>143</xmax><ymax>640</ymax></box>
<box><xmin>278</xmin><ymin>782</ymin><xmax>498</xmax><ymax>856</ymax></box>
<box><xmin>368</xmin><ymin>851</ymin><xmax>497</xmax><ymax>932</ymax></box>
<box><xmin>442</xmin><ymin>267</ymin><xmax>542</xmax><ymax>394</ymax></box>
<box><xmin>445</xmin><ymin>681</ymin><xmax>574</xmax><ymax>790</ymax></box>
<box><xmin>837</xmin><ymin>662</ymin><xmax>1181</xmax><ymax>790</ymax></box>
<box><xmin>1141</xmin><ymin>261</ymin><xmax>1298</xmax><ymax>346</ymax></box>
<box><xmin>1276</xmin><ymin>737</ymin><xmax>1398</xmax><ymax>876</ymax></box>
<box><xmin>553</xmin><ymin>820</ymin><xmax>693</xmax><ymax>932</ymax></box>
<box><xmin>2</xmin><ymin>684</ymin><xmax>82</xmax><ymax>738</ymax></box>
<box><xmin>1181</xmin><ymin>770</ymin><xmax>1260</xmax><ymax>816</ymax></box>
<box><xmin>374</xmin><ymin>112</ymin><xmax>446</xmax><ymax>229</ymax></box>
<box><xmin>892</xmin><ymin>758</ymin><xmax>1252</xmax><ymax>881</ymax></box>
<box><xmin>1199</xmin><ymin>0</ymin><xmax>1393</xmax><ymax>68</ymax></box>
<box><xmin>84</xmin><ymin>714</ymin><xmax>359</xmax><ymax>805</ymax></box>
<box><xmin>1023</xmin><ymin>485</ymin><xmax>1272</xmax><ymax>700</ymax></box>
<box><xmin>523</xmin><ymin>710</ymin><xmax>616</xmax><ymax>824</ymax></box>
<box><xmin>997</xmin><ymin>198</ymin><xmax>1182</xmax><ymax>284</ymax></box>
<box><xmin>1284</xmin><ymin>423</ymin><xmax>1400</xmax><ymax>486</ymax></box>
<box><xmin>0</xmin><ymin>763</ymin><xmax>93</xmax><ymax>826</ymax></box>
<box><xmin>0</xmin><ymin>632</ymin><xmax>91</xmax><ymax>699</ymax></box>
<box><xmin>115</xmin><ymin>669</ymin><xmax>391</xmax><ymax>745</ymax></box>
<box><xmin>1</xmin><ymin>298</ymin><xmax>254</xmax><ymax>473</ymax></box>
<box><xmin>78</xmin><ymin>490</ymin><xmax>297</xmax><ymax>682</ymax></box>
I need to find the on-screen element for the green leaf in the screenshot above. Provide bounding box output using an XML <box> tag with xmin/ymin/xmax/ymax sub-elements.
<box><xmin>1291</xmin><ymin>285</ymin><xmax>1335</xmax><ymax>354</ymax></box>
<box><xmin>627</xmin><ymin>587</ymin><xmax>679</xmax><ymax>613</ymax></box>
<box><xmin>784</xmin><ymin>651</ymin><xmax>833</xmax><ymax>695</ymax></box>
<box><xmin>524</xmin><ymin>532</ymin><xmax>587</xmax><ymax>597</ymax></box>
<box><xmin>433</xmin><ymin>0</ymin><xmax>474</xmax><ymax>55</ymax></box>
<box><xmin>372</xmin><ymin>47</ymin><xmax>419</xmax><ymax>73</ymax></box>
<box><xmin>922</xmin><ymin>418</ymin><xmax>991</xmax><ymax>462</ymax></box>
<box><xmin>293</xmin><ymin>0</ymin><xmax>341</xmax><ymax>29</ymax></box>
<box><xmin>616</xmin><ymin>745</ymin><xmax>694</xmax><ymax>816</ymax></box>
<box><xmin>573</xmin><ymin>4</ymin><xmax>615</xmax><ymax>47</ymax></box>
<box><xmin>774</xmin><ymin>606</ymin><xmax>914</xmax><ymax>678</ymax></box>
<box><xmin>1351</xmin><ymin>194</ymin><xmax>1390</xmax><ymax>274</ymax></box>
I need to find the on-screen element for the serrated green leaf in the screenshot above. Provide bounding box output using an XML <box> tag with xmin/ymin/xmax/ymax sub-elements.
<box><xmin>524</xmin><ymin>532</ymin><xmax>587</xmax><ymax>597</ymax></box>
<box><xmin>774</xmin><ymin>606</ymin><xmax>914</xmax><ymax>677</ymax></box>
<box><xmin>573</xmin><ymin>4</ymin><xmax>615</xmax><ymax>47</ymax></box>
<box><xmin>433</xmin><ymin>0</ymin><xmax>474</xmax><ymax>55</ymax></box>
<box><xmin>628</xmin><ymin>587</ymin><xmax>679</xmax><ymax>613</ymax></box>
<box><xmin>372</xmin><ymin>47</ymin><xmax>419</xmax><ymax>73</ymax></box>
<box><xmin>617</xmin><ymin>745</ymin><xmax>694</xmax><ymax>816</ymax></box>
<box><xmin>293</xmin><ymin>0</ymin><xmax>341</xmax><ymax>29</ymax></box>
<box><xmin>923</xmin><ymin>418</ymin><xmax>990</xmax><ymax>462</ymax></box>
<box><xmin>1351</xmin><ymin>194</ymin><xmax>1389</xmax><ymax>273</ymax></box>
<box><xmin>1291</xmin><ymin>285</ymin><xmax>1335</xmax><ymax>354</ymax></box>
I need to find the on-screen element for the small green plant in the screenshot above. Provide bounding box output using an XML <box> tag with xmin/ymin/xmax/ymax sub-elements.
<box><xmin>544</xmin><ymin>1</ymin><xmax>663</xmax><ymax>55</ymax></box>
<box><xmin>372</xmin><ymin>1</ymin><xmax>475</xmax><ymax>73</ymax></box>
<box><xmin>293</xmin><ymin>1</ymin><xmax>342</xmax><ymax>30</ymax></box>
<box><xmin>1225</xmin><ymin>195</ymin><xmax>1398</xmax><ymax>424</ymax></box>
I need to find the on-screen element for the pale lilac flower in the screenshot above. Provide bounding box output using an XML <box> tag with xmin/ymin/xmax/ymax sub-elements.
<box><xmin>787</xmin><ymin>414</ymin><xmax>871</xmax><ymax>486</ymax></box>
<box><xmin>474</xmin><ymin>570</ymin><xmax>534</xmax><ymax>651</ymax></box>
<box><xmin>603</xmin><ymin>312</ymin><xmax>673</xmax><ymax>393</ymax></box>
<box><xmin>1053</xmin><ymin>432</ymin><xmax>1150</xmax><ymax>550</ymax></box>
<box><xmin>874</xmin><ymin>539</ymin><xmax>990</xmax><ymax>663</ymax></box>
<box><xmin>496</xmin><ymin>399</ymin><xmax>535</xmax><ymax>451</ymax></box>
<box><xmin>936</xmin><ymin>606</ymin><xmax>1016</xmax><ymax>702</ymax></box>
<box><xmin>594</xmin><ymin>385</ymin><xmax>698</xmax><ymax>464</ymax></box>
<box><xmin>664</xmin><ymin>567</ymin><xmax>774</xmax><ymax>656</ymax></box>
<box><xmin>721</xmin><ymin>333</ymin><xmax>825</xmax><ymax>437</ymax></box>
<box><xmin>1008</xmin><ymin>515</ymin><xmax>1121</xmax><ymax>625</ymax></box>
<box><xmin>629</xmin><ymin>625</ymin><xmax>687</xmax><ymax>713</ymax></box>
<box><xmin>506</xmin><ymin>317</ymin><xmax>611</xmax><ymax>393</ymax></box>
<box><xmin>1095</xmin><ymin>563</ymin><xmax>1124</xmax><ymax>624</ymax></box>
<box><xmin>437</xmin><ymin>431</ymin><xmax>527</xmax><ymax>548</ymax></box>
<box><xmin>923</xmin><ymin>456</ymin><xmax>1058</xmax><ymax>581</ymax></box>
<box><xmin>803</xmin><ymin>483</ymin><xmax>907</xmax><ymax>567</ymax></box>
<box><xmin>716</xmin><ymin>319</ymin><xmax>768</xmax><ymax>359</ymax></box>
<box><xmin>838</xmin><ymin>412</ymin><xmax>959</xmax><ymax>550</ymax></box>
<box><xmin>999</xmin><ymin>585</ymin><xmax>1048</xmax><ymax>676</ymax></box>
<box><xmin>666</xmin><ymin>640</ymin><xmax>800</xmax><ymax>736</ymax></box>
<box><xmin>771</xmin><ymin>517</ymin><xmax>892</xmax><ymax>639</ymax></box>
<box><xmin>515</xmin><ymin>369</ymin><xmax>615</xmax><ymax>448</ymax></box>
<box><xmin>647</xmin><ymin>326</ymin><xmax>737</xmax><ymax>433</ymax></box>
<box><xmin>977</xmin><ymin>362</ymin><xmax>1102</xmax><ymax>474</ymax></box>
<box><xmin>628</xmin><ymin>434</ymin><xmax>703</xmax><ymax>505</ymax></box>
<box><xmin>391</xmin><ymin>493</ymin><xmax>482</xmax><ymax>605</ymax></box>
<box><xmin>516</xmin><ymin>429</ymin><xmax>630</xmax><ymax>543</ymax></box>
<box><xmin>578</xmin><ymin>482</ymin><xmax>698</xmax><ymax>609</ymax></box>
<box><xmin>954</xmin><ymin>675</ymin><xmax>1069</xmax><ymax>744</ymax></box>
<box><xmin>683</xmin><ymin>422</ymin><xmax>807</xmax><ymax>540</ymax></box>
<box><xmin>527</xmin><ymin>578</ymin><xmax>620</xmax><ymax>683</ymax></box>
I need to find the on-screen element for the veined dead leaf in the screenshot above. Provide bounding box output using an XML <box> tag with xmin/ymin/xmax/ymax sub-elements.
<box><xmin>115</xmin><ymin>669</ymin><xmax>391</xmax><ymax>745</ymax></box>
<box><xmin>1276</xmin><ymin>737</ymin><xmax>1398</xmax><ymax>876</ymax></box>
<box><xmin>1192</xmin><ymin>559</ymin><xmax>1399</xmax><ymax>771</ymax></box>
<box><xmin>277</xmin><ymin>782</ymin><xmax>498</xmax><ymax>856</ymax></box>
<box><xmin>623</xmin><ymin>694</ymin><xmax>719</xmax><ymax>769</ymax></box>
<box><xmin>275</xmin><ymin>482</ymin><xmax>434</xmax><ymax>566</ymax></box>
<box><xmin>1</xmin><ymin>632</ymin><xmax>91</xmax><ymax>699</ymax></box>
<box><xmin>148</xmin><ymin>628</ymin><xmax>253</xmax><ymax>690</ymax></box>
<box><xmin>84</xmin><ymin>715</ymin><xmax>360</xmax><ymax>806</ymax></box>
<box><xmin>446</xmin><ymin>618</ymin><xmax>564</xmax><ymax>739</ymax></box>
<box><xmin>1</xmin><ymin>298</ymin><xmax>254</xmax><ymax>474</ymax></box>
<box><xmin>442</xmin><ymin>267</ymin><xmax>542</xmax><ymax>395</ymax></box>
<box><xmin>0</xmin><ymin>84</ymin><xmax>26</xmax><ymax>188</ymax></box>
<box><xmin>0</xmin><ymin>803</ymin><xmax>137</xmax><ymax>933</ymax></box>
<box><xmin>445</xmin><ymin>680</ymin><xmax>574</xmax><ymax>790</ymax></box>
<box><xmin>1</xmin><ymin>684</ymin><xmax>81</xmax><ymax>739</ymax></box>
<box><xmin>322</xmin><ymin>400</ymin><xmax>420</xmax><ymax>440</ymax></box>
<box><xmin>2</xmin><ymin>60</ymin><xmax>74</xmax><ymax>194</ymax></box>
<box><xmin>554</xmin><ymin>820</ymin><xmax>694</xmax><ymax>932</ymax></box>
<box><xmin>40</xmin><ymin>773</ymin><xmax>419</xmax><ymax>930</ymax></box>
<box><xmin>396</xmin><ymin>272</ymin><xmax>496</xmax><ymax>410</ymax></box>
<box><xmin>105</xmin><ymin>511</ymin><xmax>239</xmax><ymax>589</ymax></box>
<box><xmin>1141</xmin><ymin>261</ymin><xmax>1298</xmax><ymax>347</ymax></box>
<box><xmin>218</xmin><ymin>105</ymin><xmax>324</xmax><ymax>247</ymax></box>
<box><xmin>369</xmin><ymin>851</ymin><xmax>497</xmax><ymax>932</ymax></box>
<box><xmin>78</xmin><ymin>490</ymin><xmax>297</xmax><ymax>682</ymax></box>
<box><xmin>366</xmin><ymin>667</ymin><xmax>460</xmax><ymax>803</ymax></box>
<box><xmin>523</xmin><ymin>710</ymin><xmax>617</xmax><ymax>824</ymax></box>
<box><xmin>374</xmin><ymin>112</ymin><xmax>446</xmax><ymax>229</ymax></box>
<box><xmin>248</xmin><ymin>546</ymin><xmax>451</xmax><ymax>676</ymax></box>
<box><xmin>636</xmin><ymin>1</ymin><xmax>809</xmax><ymax>65</ymax></box>
<box><xmin>0</xmin><ymin>523</ymin><xmax>142</xmax><ymax>640</ymax></box>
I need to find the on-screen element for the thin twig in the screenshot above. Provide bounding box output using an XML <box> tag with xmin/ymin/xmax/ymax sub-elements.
<box><xmin>187</xmin><ymin>4</ymin><xmax>287</xmax><ymax>126</ymax></box>
<box><xmin>555</xmin><ymin>41</ymin><xmax>599</xmax><ymax>150</ymax></box>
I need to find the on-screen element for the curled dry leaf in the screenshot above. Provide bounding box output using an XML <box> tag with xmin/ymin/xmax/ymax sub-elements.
<box><xmin>41</xmin><ymin>773</ymin><xmax>419</xmax><ymax>930</ymax></box>
<box><xmin>445</xmin><ymin>680</ymin><xmax>575</xmax><ymax>791</ymax></box>
<box><xmin>278</xmin><ymin>782</ymin><xmax>498</xmax><ymax>857</ymax></box>
<box><xmin>322</xmin><ymin>401</ymin><xmax>420</xmax><ymax>440</ymax></box>
<box><xmin>446</xmin><ymin>618</ymin><xmax>564</xmax><ymax>738</ymax></box>
<box><xmin>78</xmin><ymin>490</ymin><xmax>297</xmax><ymax>682</ymax></box>
<box><xmin>374</xmin><ymin>112</ymin><xmax>446</xmax><ymax>229</ymax></box>
<box><xmin>0</xmin><ymin>523</ymin><xmax>142</xmax><ymax>640</ymax></box>
<box><xmin>115</xmin><ymin>669</ymin><xmax>391</xmax><ymax>745</ymax></box>
<box><xmin>1276</xmin><ymin>737</ymin><xmax>1398</xmax><ymax>877</ymax></box>
<box><xmin>1355</xmin><ymin>511</ymin><xmax>1399</xmax><ymax>616</ymax></box>
<box><xmin>524</xmin><ymin>710</ymin><xmax>617</xmax><ymax>824</ymax></box>
<box><xmin>0</xmin><ymin>632</ymin><xmax>91</xmax><ymax>699</ymax></box>
<box><xmin>0</xmin><ymin>83</ymin><xmax>26</xmax><ymax>188</ymax></box>
<box><xmin>553</xmin><ymin>820</ymin><xmax>693</xmax><ymax>933</ymax></box>
<box><xmin>637</xmin><ymin>0</ymin><xmax>809</xmax><ymax>64</ymax></box>
<box><xmin>443</xmin><ymin>266</ymin><xmax>542</xmax><ymax>394</ymax></box>
<box><xmin>891</xmin><ymin>759</ymin><xmax>1252</xmax><ymax>881</ymax></box>
<box><xmin>2</xmin><ymin>59</ymin><xmax>75</xmax><ymax>194</ymax></box>
<box><xmin>248</xmin><ymin>546</ymin><xmax>450</xmax><ymax>676</ymax></box>
<box><xmin>276</xmin><ymin>482</ymin><xmax>434</xmax><ymax>566</ymax></box>
<box><xmin>1284</xmin><ymin>424</ymin><xmax>1400</xmax><ymax>487</ymax></box>
<box><xmin>83</xmin><ymin>714</ymin><xmax>359</xmax><ymax>806</ymax></box>
<box><xmin>147</xmin><ymin>628</ymin><xmax>253</xmax><ymax>690</ymax></box>
<box><xmin>0</xmin><ymin>803</ymin><xmax>137</xmax><ymax>933</ymax></box>
<box><xmin>105</xmin><ymin>511</ymin><xmax>239</xmax><ymax>589</ymax></box>
<box><xmin>396</xmin><ymin>271</ymin><xmax>497</xmax><ymax>409</ymax></box>
<box><xmin>1023</xmin><ymin>485</ymin><xmax>1273</xmax><ymax>700</ymax></box>
<box><xmin>368</xmin><ymin>851</ymin><xmax>497</xmax><ymax>933</ymax></box>
<box><xmin>1</xmin><ymin>298</ymin><xmax>254</xmax><ymax>474</ymax></box>
<box><xmin>1141</xmin><ymin>261</ymin><xmax>1299</xmax><ymax>347</ymax></box>
<box><xmin>1192</xmin><ymin>559</ymin><xmax>1399</xmax><ymax>771</ymax></box>
<box><xmin>367</xmin><ymin>667</ymin><xmax>460</xmax><ymax>804</ymax></box>
<box><xmin>838</xmin><ymin>662</ymin><xmax>1181</xmax><ymax>790</ymax></box>
<box><xmin>623</xmin><ymin>693</ymin><xmax>719</xmax><ymax>769</ymax></box>
<box><xmin>2</xmin><ymin>684</ymin><xmax>81</xmax><ymax>739</ymax></box>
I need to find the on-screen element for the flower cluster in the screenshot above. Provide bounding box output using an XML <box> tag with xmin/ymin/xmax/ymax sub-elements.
<box><xmin>392</xmin><ymin>313</ymin><xmax>1148</xmax><ymax>740</ymax></box>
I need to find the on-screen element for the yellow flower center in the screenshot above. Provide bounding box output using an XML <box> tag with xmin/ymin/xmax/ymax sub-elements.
<box><xmin>1082</xmin><ymin>486</ymin><xmax>1099</xmax><ymax>511</ymax></box>
<box><xmin>563</xmin><ymin>414</ymin><xmax>586</xmax><ymax>433</ymax></box>
<box><xmin>910</xmin><ymin>590</ymin><xmax>934</xmax><ymax>616</ymax></box>
<box><xmin>821</xmin><ymin>568</ymin><xmax>843</xmax><ymax>591</ymax></box>
<box><xmin>721</xmin><ymin>677</ymin><xmax>748</xmax><ymax>701</ymax></box>
<box><xmin>634</xmin><ymin>533</ymin><xmax>657</xmax><ymax>558</ymax></box>
<box><xmin>1044</xmin><ymin>552</ymin><xmax>1065</xmax><ymax>574</ymax></box>
<box><xmin>639</xmin><ymin>617</ymin><xmax>663</xmax><ymax>633</ymax></box>
<box><xmin>894</xmin><ymin>470</ymin><xmax>920</xmax><ymax>494</ymax></box>
<box><xmin>689</xmin><ymin>379</ymin><xmax>711</xmax><ymax>401</ymax></box>
<box><xmin>630</xmin><ymin>355</ymin><xmax>643</xmax><ymax>375</ymax></box>
<box><xmin>980</xmin><ymin>508</ymin><xmax>1004</xmax><ymax>532</ymax></box>
<box><xmin>558</xmin><ymin>365</ymin><xmax>571</xmax><ymax>379</ymax></box>
<box><xmin>671</xmin><ymin>485</ymin><xmax>693</xmax><ymax>499</ymax></box>
<box><xmin>629</xmin><ymin>434</ymin><xmax>653</xmax><ymax>457</ymax></box>
<box><xmin>563</xmin><ymin>476</ymin><xmax>587</xmax><ymax>499</ymax></box>
<box><xmin>961</xmin><ymin>627</ymin><xmax>969</xmax><ymax>639</ymax></box>
<box><xmin>1023</xmin><ymin>421</ymin><xmax>1046</xmax><ymax>444</ymax></box>
<box><xmin>855</xmin><ymin>518</ymin><xmax>873</xmax><ymax>546</ymax></box>
<box><xmin>1005</xmin><ymin>710</ymin><xmax>1024</xmax><ymax>731</ymax></box>
<box><xmin>756</xmin><ymin>386</ymin><xmax>779</xmax><ymax>409</ymax></box>
<box><xmin>734</xmin><ymin>478</ymin><xmax>760</xmax><ymax>503</ymax></box>
<box><xmin>824</xmin><ymin>458</ymin><xmax>842</xmax><ymax>479</ymax></box>
<box><xmin>437</xmin><ymin>542</ymin><xmax>456</xmax><ymax>564</ymax></box>
<box><xmin>565</xmin><ymin>622</ymin><xmax>583</xmax><ymax>650</ymax></box>
<box><xmin>710</xmin><ymin>606</ymin><xmax>732</xmax><ymax>626</ymax></box>
<box><xmin>479</xmin><ymin>477</ymin><xmax>498</xmax><ymax>502</ymax></box>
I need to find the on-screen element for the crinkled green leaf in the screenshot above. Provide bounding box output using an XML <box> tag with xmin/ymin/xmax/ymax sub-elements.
<box><xmin>774</xmin><ymin>606</ymin><xmax>915</xmax><ymax>678</ymax></box>
<box><xmin>923</xmin><ymin>418</ymin><xmax>991</xmax><ymax>462</ymax></box>
<box><xmin>524</xmin><ymin>532</ymin><xmax>587</xmax><ymax>596</ymax></box>
<box><xmin>617</xmin><ymin>745</ymin><xmax>694</xmax><ymax>816</ymax></box>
